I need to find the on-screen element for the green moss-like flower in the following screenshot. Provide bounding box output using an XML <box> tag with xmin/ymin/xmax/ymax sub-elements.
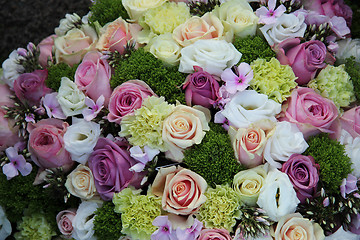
<box><xmin>308</xmin><ymin>64</ymin><xmax>355</xmax><ymax>109</ymax></box>
<box><xmin>250</xmin><ymin>58</ymin><xmax>298</xmax><ymax>103</ymax></box>
<box><xmin>113</xmin><ymin>188</ymin><xmax>162</xmax><ymax>240</ymax></box>
<box><xmin>14</xmin><ymin>211</ymin><xmax>56</xmax><ymax>240</ymax></box>
<box><xmin>111</xmin><ymin>48</ymin><xmax>186</xmax><ymax>104</ymax></box>
<box><xmin>94</xmin><ymin>201</ymin><xmax>123</xmax><ymax>240</ymax></box>
<box><xmin>232</xmin><ymin>35</ymin><xmax>276</xmax><ymax>64</ymax></box>
<box><xmin>46</xmin><ymin>63</ymin><xmax>78</xmax><ymax>91</ymax></box>
<box><xmin>304</xmin><ymin>133</ymin><xmax>353</xmax><ymax>194</ymax></box>
<box><xmin>184</xmin><ymin>122</ymin><xmax>246</xmax><ymax>188</ymax></box>
<box><xmin>120</xmin><ymin>96</ymin><xmax>174</xmax><ymax>151</ymax></box>
<box><xmin>88</xmin><ymin>0</ymin><xmax>129</xmax><ymax>26</ymax></box>
<box><xmin>143</xmin><ymin>2</ymin><xmax>190</xmax><ymax>35</ymax></box>
<box><xmin>197</xmin><ymin>185</ymin><xmax>241</xmax><ymax>231</ymax></box>
<box><xmin>344</xmin><ymin>56</ymin><xmax>360</xmax><ymax>101</ymax></box>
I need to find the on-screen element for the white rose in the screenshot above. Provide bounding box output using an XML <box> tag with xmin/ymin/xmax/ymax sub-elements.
<box><xmin>336</xmin><ymin>38</ymin><xmax>360</xmax><ymax>64</ymax></box>
<box><xmin>217</xmin><ymin>90</ymin><xmax>281</xmax><ymax>129</ymax></box>
<box><xmin>57</xmin><ymin>77</ymin><xmax>87</xmax><ymax>117</ymax></box>
<box><xmin>264</xmin><ymin>121</ymin><xmax>308</xmax><ymax>169</ymax></box>
<box><xmin>64</xmin><ymin>118</ymin><xmax>101</xmax><ymax>164</ymax></box>
<box><xmin>179</xmin><ymin>39</ymin><xmax>242</xmax><ymax>76</ymax></box>
<box><xmin>257</xmin><ymin>167</ymin><xmax>300</xmax><ymax>222</ymax></box>
<box><xmin>339</xmin><ymin>129</ymin><xmax>360</xmax><ymax>178</ymax></box>
<box><xmin>260</xmin><ymin>13</ymin><xmax>307</xmax><ymax>46</ymax></box>
<box><xmin>1</xmin><ymin>50</ymin><xmax>25</xmax><ymax>89</ymax></box>
<box><xmin>0</xmin><ymin>206</ymin><xmax>11</xmax><ymax>240</ymax></box>
<box><xmin>65</xmin><ymin>164</ymin><xmax>99</xmax><ymax>200</ymax></box>
<box><xmin>122</xmin><ymin>0</ymin><xmax>167</xmax><ymax>20</ymax></box>
<box><xmin>213</xmin><ymin>0</ymin><xmax>259</xmax><ymax>38</ymax></box>
<box><xmin>72</xmin><ymin>201</ymin><xmax>102</xmax><ymax>240</ymax></box>
<box><xmin>145</xmin><ymin>33</ymin><xmax>182</xmax><ymax>66</ymax></box>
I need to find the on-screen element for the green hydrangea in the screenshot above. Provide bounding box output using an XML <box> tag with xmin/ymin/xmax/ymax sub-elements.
<box><xmin>308</xmin><ymin>64</ymin><xmax>355</xmax><ymax>109</ymax></box>
<box><xmin>14</xmin><ymin>211</ymin><xmax>56</xmax><ymax>240</ymax></box>
<box><xmin>113</xmin><ymin>188</ymin><xmax>162</xmax><ymax>240</ymax></box>
<box><xmin>46</xmin><ymin>63</ymin><xmax>78</xmax><ymax>91</ymax></box>
<box><xmin>197</xmin><ymin>185</ymin><xmax>241</xmax><ymax>231</ymax></box>
<box><xmin>250</xmin><ymin>58</ymin><xmax>298</xmax><ymax>103</ymax></box>
<box><xmin>88</xmin><ymin>0</ymin><xmax>129</xmax><ymax>26</ymax></box>
<box><xmin>119</xmin><ymin>96</ymin><xmax>174</xmax><ymax>151</ymax></box>
<box><xmin>94</xmin><ymin>202</ymin><xmax>123</xmax><ymax>240</ymax></box>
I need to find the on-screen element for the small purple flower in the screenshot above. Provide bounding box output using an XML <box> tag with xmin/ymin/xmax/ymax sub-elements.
<box><xmin>2</xmin><ymin>142</ymin><xmax>32</xmax><ymax>180</ymax></box>
<box><xmin>42</xmin><ymin>92</ymin><xmax>66</xmax><ymax>119</ymax></box>
<box><xmin>340</xmin><ymin>174</ymin><xmax>358</xmax><ymax>199</ymax></box>
<box><xmin>151</xmin><ymin>216</ymin><xmax>177</xmax><ymax>240</ymax></box>
<box><xmin>221</xmin><ymin>62</ymin><xmax>253</xmax><ymax>94</ymax></box>
<box><xmin>82</xmin><ymin>95</ymin><xmax>104</xmax><ymax>121</ymax></box>
<box><xmin>175</xmin><ymin>218</ymin><xmax>203</xmax><ymax>240</ymax></box>
<box><xmin>25</xmin><ymin>113</ymin><xmax>35</xmax><ymax>123</ymax></box>
<box><xmin>256</xmin><ymin>0</ymin><xmax>286</xmax><ymax>25</ymax></box>
<box><xmin>129</xmin><ymin>145</ymin><xmax>160</xmax><ymax>173</ymax></box>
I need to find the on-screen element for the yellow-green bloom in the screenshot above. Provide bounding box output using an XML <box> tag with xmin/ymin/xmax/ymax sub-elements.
<box><xmin>14</xmin><ymin>212</ymin><xmax>56</xmax><ymax>240</ymax></box>
<box><xmin>308</xmin><ymin>64</ymin><xmax>355</xmax><ymax>109</ymax></box>
<box><xmin>250</xmin><ymin>58</ymin><xmax>298</xmax><ymax>103</ymax></box>
<box><xmin>197</xmin><ymin>185</ymin><xmax>241</xmax><ymax>232</ymax></box>
<box><xmin>113</xmin><ymin>188</ymin><xmax>162</xmax><ymax>240</ymax></box>
<box><xmin>119</xmin><ymin>96</ymin><xmax>174</xmax><ymax>151</ymax></box>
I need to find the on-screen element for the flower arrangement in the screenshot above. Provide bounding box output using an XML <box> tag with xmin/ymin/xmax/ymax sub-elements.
<box><xmin>1</xmin><ymin>0</ymin><xmax>360</xmax><ymax>239</ymax></box>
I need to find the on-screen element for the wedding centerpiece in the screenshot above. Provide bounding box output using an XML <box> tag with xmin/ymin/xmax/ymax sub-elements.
<box><xmin>0</xmin><ymin>0</ymin><xmax>359</xmax><ymax>239</ymax></box>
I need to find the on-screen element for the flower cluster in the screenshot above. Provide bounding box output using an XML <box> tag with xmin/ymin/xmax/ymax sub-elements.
<box><xmin>0</xmin><ymin>0</ymin><xmax>360</xmax><ymax>239</ymax></box>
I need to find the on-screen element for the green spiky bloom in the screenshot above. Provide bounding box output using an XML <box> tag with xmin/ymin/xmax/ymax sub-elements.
<box><xmin>113</xmin><ymin>188</ymin><xmax>162</xmax><ymax>240</ymax></box>
<box><xmin>308</xmin><ymin>64</ymin><xmax>355</xmax><ymax>109</ymax></box>
<box><xmin>344</xmin><ymin>56</ymin><xmax>360</xmax><ymax>101</ymax></box>
<box><xmin>197</xmin><ymin>185</ymin><xmax>241</xmax><ymax>231</ymax></box>
<box><xmin>184</xmin><ymin>122</ymin><xmax>246</xmax><ymax>188</ymax></box>
<box><xmin>250</xmin><ymin>58</ymin><xmax>298</xmax><ymax>103</ymax></box>
<box><xmin>46</xmin><ymin>63</ymin><xmax>78</xmax><ymax>91</ymax></box>
<box><xmin>94</xmin><ymin>201</ymin><xmax>123</xmax><ymax>240</ymax></box>
<box><xmin>88</xmin><ymin>0</ymin><xmax>129</xmax><ymax>26</ymax></box>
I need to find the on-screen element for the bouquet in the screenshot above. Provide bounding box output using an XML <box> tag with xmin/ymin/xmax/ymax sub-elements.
<box><xmin>0</xmin><ymin>0</ymin><xmax>359</xmax><ymax>239</ymax></box>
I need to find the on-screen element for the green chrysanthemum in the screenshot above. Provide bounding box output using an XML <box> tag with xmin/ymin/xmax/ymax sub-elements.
<box><xmin>14</xmin><ymin>212</ymin><xmax>56</xmax><ymax>240</ymax></box>
<box><xmin>113</xmin><ymin>188</ymin><xmax>162</xmax><ymax>240</ymax></box>
<box><xmin>119</xmin><ymin>96</ymin><xmax>174</xmax><ymax>151</ymax></box>
<box><xmin>250</xmin><ymin>58</ymin><xmax>298</xmax><ymax>103</ymax></box>
<box><xmin>197</xmin><ymin>185</ymin><xmax>241</xmax><ymax>232</ymax></box>
<box><xmin>308</xmin><ymin>64</ymin><xmax>355</xmax><ymax>109</ymax></box>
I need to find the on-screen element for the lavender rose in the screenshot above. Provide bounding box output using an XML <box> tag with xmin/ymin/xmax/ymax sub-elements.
<box><xmin>198</xmin><ymin>228</ymin><xmax>232</xmax><ymax>240</ymax></box>
<box><xmin>182</xmin><ymin>66</ymin><xmax>220</xmax><ymax>108</ymax></box>
<box><xmin>281</xmin><ymin>154</ymin><xmax>320</xmax><ymax>203</ymax></box>
<box><xmin>56</xmin><ymin>209</ymin><xmax>76</xmax><ymax>238</ymax></box>
<box><xmin>88</xmin><ymin>137</ymin><xmax>141</xmax><ymax>201</ymax></box>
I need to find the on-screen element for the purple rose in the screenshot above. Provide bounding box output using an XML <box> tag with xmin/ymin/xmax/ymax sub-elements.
<box><xmin>281</xmin><ymin>154</ymin><xmax>320</xmax><ymax>203</ymax></box>
<box><xmin>14</xmin><ymin>69</ymin><xmax>52</xmax><ymax>106</ymax></box>
<box><xmin>349</xmin><ymin>213</ymin><xmax>360</xmax><ymax>235</ymax></box>
<box><xmin>88</xmin><ymin>137</ymin><xmax>141</xmax><ymax>201</ymax></box>
<box><xmin>275</xmin><ymin>38</ymin><xmax>335</xmax><ymax>85</ymax></box>
<box><xmin>182</xmin><ymin>66</ymin><xmax>220</xmax><ymax>108</ymax></box>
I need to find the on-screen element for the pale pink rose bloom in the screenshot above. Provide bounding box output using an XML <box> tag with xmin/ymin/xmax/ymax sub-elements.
<box><xmin>38</xmin><ymin>34</ymin><xmax>56</xmax><ymax>67</ymax></box>
<box><xmin>198</xmin><ymin>228</ymin><xmax>232</xmax><ymax>240</ymax></box>
<box><xmin>152</xmin><ymin>166</ymin><xmax>208</xmax><ymax>215</ymax></box>
<box><xmin>56</xmin><ymin>209</ymin><xmax>76</xmax><ymax>238</ymax></box>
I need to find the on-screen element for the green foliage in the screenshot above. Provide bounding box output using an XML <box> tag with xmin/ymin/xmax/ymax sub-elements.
<box><xmin>344</xmin><ymin>56</ymin><xmax>360</xmax><ymax>101</ymax></box>
<box><xmin>94</xmin><ymin>201</ymin><xmax>123</xmax><ymax>240</ymax></box>
<box><xmin>304</xmin><ymin>133</ymin><xmax>352</xmax><ymax>194</ymax></box>
<box><xmin>232</xmin><ymin>35</ymin><xmax>276</xmax><ymax>64</ymax></box>
<box><xmin>344</xmin><ymin>0</ymin><xmax>360</xmax><ymax>38</ymax></box>
<box><xmin>183</xmin><ymin>122</ymin><xmax>246</xmax><ymax>188</ymax></box>
<box><xmin>111</xmin><ymin>48</ymin><xmax>186</xmax><ymax>104</ymax></box>
<box><xmin>46</xmin><ymin>63</ymin><xmax>78</xmax><ymax>91</ymax></box>
<box><xmin>88</xmin><ymin>0</ymin><xmax>129</xmax><ymax>26</ymax></box>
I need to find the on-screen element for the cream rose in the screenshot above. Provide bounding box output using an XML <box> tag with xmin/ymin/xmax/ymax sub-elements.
<box><xmin>271</xmin><ymin>213</ymin><xmax>325</xmax><ymax>240</ymax></box>
<box><xmin>122</xmin><ymin>0</ymin><xmax>167</xmax><ymax>20</ymax></box>
<box><xmin>163</xmin><ymin>105</ymin><xmax>210</xmax><ymax>161</ymax></box>
<box><xmin>213</xmin><ymin>0</ymin><xmax>259</xmax><ymax>38</ymax></box>
<box><xmin>54</xmin><ymin>24</ymin><xmax>98</xmax><ymax>66</ymax></box>
<box><xmin>65</xmin><ymin>164</ymin><xmax>99</xmax><ymax>200</ymax></box>
<box><xmin>151</xmin><ymin>166</ymin><xmax>207</xmax><ymax>215</ymax></box>
<box><xmin>179</xmin><ymin>39</ymin><xmax>242</xmax><ymax>76</ymax></box>
<box><xmin>173</xmin><ymin>12</ymin><xmax>233</xmax><ymax>47</ymax></box>
<box><xmin>233</xmin><ymin>164</ymin><xmax>268</xmax><ymax>206</ymax></box>
<box><xmin>145</xmin><ymin>33</ymin><xmax>182</xmax><ymax>66</ymax></box>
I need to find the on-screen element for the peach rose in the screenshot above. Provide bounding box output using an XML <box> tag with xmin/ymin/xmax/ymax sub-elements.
<box><xmin>271</xmin><ymin>213</ymin><xmax>325</xmax><ymax>240</ymax></box>
<box><xmin>151</xmin><ymin>166</ymin><xmax>207</xmax><ymax>215</ymax></box>
<box><xmin>173</xmin><ymin>12</ymin><xmax>233</xmax><ymax>47</ymax></box>
<box><xmin>162</xmin><ymin>105</ymin><xmax>210</xmax><ymax>162</ymax></box>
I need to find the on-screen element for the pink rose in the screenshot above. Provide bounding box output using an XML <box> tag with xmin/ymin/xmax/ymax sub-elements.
<box><xmin>96</xmin><ymin>17</ymin><xmax>141</xmax><ymax>54</ymax></box>
<box><xmin>275</xmin><ymin>38</ymin><xmax>335</xmax><ymax>85</ymax></box>
<box><xmin>14</xmin><ymin>69</ymin><xmax>52</xmax><ymax>106</ymax></box>
<box><xmin>74</xmin><ymin>51</ymin><xmax>112</xmax><ymax>106</ymax></box>
<box><xmin>198</xmin><ymin>228</ymin><xmax>232</xmax><ymax>240</ymax></box>
<box><xmin>182</xmin><ymin>66</ymin><xmax>220</xmax><ymax>108</ymax></box>
<box><xmin>107</xmin><ymin>80</ymin><xmax>155</xmax><ymax>124</ymax></box>
<box><xmin>279</xmin><ymin>87</ymin><xmax>338</xmax><ymax>138</ymax></box>
<box><xmin>28</xmin><ymin>119</ymin><xmax>73</xmax><ymax>169</ymax></box>
<box><xmin>338</xmin><ymin>106</ymin><xmax>360</xmax><ymax>138</ymax></box>
<box><xmin>38</xmin><ymin>35</ymin><xmax>56</xmax><ymax>67</ymax></box>
<box><xmin>56</xmin><ymin>209</ymin><xmax>76</xmax><ymax>238</ymax></box>
<box><xmin>151</xmin><ymin>166</ymin><xmax>207</xmax><ymax>215</ymax></box>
